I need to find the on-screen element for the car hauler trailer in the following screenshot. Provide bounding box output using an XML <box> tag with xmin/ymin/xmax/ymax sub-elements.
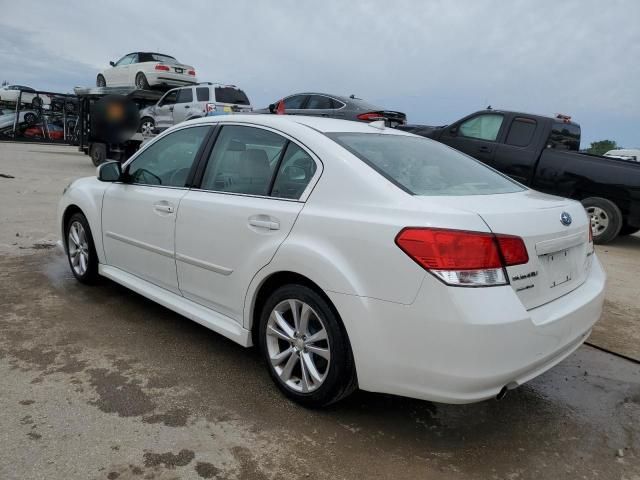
<box><xmin>74</xmin><ymin>86</ymin><xmax>163</xmax><ymax>166</ymax></box>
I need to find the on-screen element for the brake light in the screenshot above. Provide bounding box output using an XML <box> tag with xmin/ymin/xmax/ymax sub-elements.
<box><xmin>155</xmin><ymin>64</ymin><xmax>170</xmax><ymax>71</ymax></box>
<box><xmin>188</xmin><ymin>69</ymin><xmax>196</xmax><ymax>76</ymax></box>
<box><xmin>276</xmin><ymin>100</ymin><xmax>285</xmax><ymax>115</ymax></box>
<box><xmin>205</xmin><ymin>103</ymin><xmax>216</xmax><ymax>113</ymax></box>
<box><xmin>395</xmin><ymin>228</ymin><xmax>529</xmax><ymax>286</ymax></box>
<box><xmin>357</xmin><ymin>112</ymin><xmax>385</xmax><ymax>122</ymax></box>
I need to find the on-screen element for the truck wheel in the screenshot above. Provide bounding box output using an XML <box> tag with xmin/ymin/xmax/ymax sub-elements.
<box><xmin>582</xmin><ymin>197</ymin><xmax>623</xmax><ymax>244</ymax></box>
<box><xmin>89</xmin><ymin>143</ymin><xmax>107</xmax><ymax>166</ymax></box>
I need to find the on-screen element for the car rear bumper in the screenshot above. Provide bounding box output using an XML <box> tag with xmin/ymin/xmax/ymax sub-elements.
<box><xmin>327</xmin><ymin>255</ymin><xmax>606</xmax><ymax>404</ymax></box>
<box><xmin>145</xmin><ymin>72</ymin><xmax>198</xmax><ymax>86</ymax></box>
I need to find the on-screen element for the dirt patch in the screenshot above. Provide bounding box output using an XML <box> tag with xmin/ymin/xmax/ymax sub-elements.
<box><xmin>86</xmin><ymin>368</ymin><xmax>156</xmax><ymax>417</ymax></box>
<box><xmin>143</xmin><ymin>449</ymin><xmax>195</xmax><ymax>469</ymax></box>
<box><xmin>195</xmin><ymin>461</ymin><xmax>220</xmax><ymax>479</ymax></box>
<box><xmin>142</xmin><ymin>407</ymin><xmax>191</xmax><ymax>427</ymax></box>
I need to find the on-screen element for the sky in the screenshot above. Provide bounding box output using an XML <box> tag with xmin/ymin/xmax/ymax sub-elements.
<box><xmin>1</xmin><ymin>0</ymin><xmax>638</xmax><ymax>148</ymax></box>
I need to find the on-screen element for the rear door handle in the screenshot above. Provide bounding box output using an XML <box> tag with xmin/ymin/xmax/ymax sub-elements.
<box><xmin>249</xmin><ymin>217</ymin><xmax>280</xmax><ymax>230</ymax></box>
<box><xmin>478</xmin><ymin>146</ymin><xmax>492</xmax><ymax>153</ymax></box>
<box><xmin>153</xmin><ymin>202</ymin><xmax>175</xmax><ymax>214</ymax></box>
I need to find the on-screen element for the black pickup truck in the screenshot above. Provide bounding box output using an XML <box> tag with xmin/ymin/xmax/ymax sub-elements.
<box><xmin>400</xmin><ymin>110</ymin><xmax>640</xmax><ymax>244</ymax></box>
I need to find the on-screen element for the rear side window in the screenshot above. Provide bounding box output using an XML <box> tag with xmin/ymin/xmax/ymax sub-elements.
<box><xmin>327</xmin><ymin>133</ymin><xmax>523</xmax><ymax>196</ymax></box>
<box><xmin>176</xmin><ymin>88</ymin><xmax>193</xmax><ymax>103</ymax></box>
<box><xmin>196</xmin><ymin>87</ymin><xmax>210</xmax><ymax>102</ymax></box>
<box><xmin>282</xmin><ymin>95</ymin><xmax>307</xmax><ymax>109</ymax></box>
<box><xmin>506</xmin><ymin>117</ymin><xmax>537</xmax><ymax>147</ymax></box>
<box><xmin>459</xmin><ymin>114</ymin><xmax>504</xmax><ymax>141</ymax></box>
<box><xmin>215</xmin><ymin>87</ymin><xmax>250</xmax><ymax>105</ymax></box>
<box><xmin>271</xmin><ymin>143</ymin><xmax>317</xmax><ymax>199</ymax></box>
<box><xmin>306</xmin><ymin>95</ymin><xmax>333</xmax><ymax>109</ymax></box>
<box><xmin>201</xmin><ymin>125</ymin><xmax>287</xmax><ymax>196</ymax></box>
<box><xmin>548</xmin><ymin>122</ymin><xmax>580</xmax><ymax>151</ymax></box>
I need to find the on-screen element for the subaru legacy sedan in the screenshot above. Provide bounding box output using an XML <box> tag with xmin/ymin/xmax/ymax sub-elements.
<box><xmin>58</xmin><ymin>115</ymin><xmax>605</xmax><ymax>407</ymax></box>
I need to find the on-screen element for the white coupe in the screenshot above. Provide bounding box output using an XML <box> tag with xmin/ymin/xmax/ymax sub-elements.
<box><xmin>58</xmin><ymin>115</ymin><xmax>605</xmax><ymax>407</ymax></box>
<box><xmin>96</xmin><ymin>52</ymin><xmax>198</xmax><ymax>89</ymax></box>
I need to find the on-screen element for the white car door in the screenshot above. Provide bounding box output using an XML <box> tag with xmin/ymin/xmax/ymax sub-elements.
<box><xmin>154</xmin><ymin>90</ymin><xmax>179</xmax><ymax>130</ymax></box>
<box><xmin>175</xmin><ymin>124</ymin><xmax>319</xmax><ymax>322</ymax></box>
<box><xmin>107</xmin><ymin>54</ymin><xmax>134</xmax><ymax>86</ymax></box>
<box><xmin>101</xmin><ymin>125</ymin><xmax>212</xmax><ymax>293</ymax></box>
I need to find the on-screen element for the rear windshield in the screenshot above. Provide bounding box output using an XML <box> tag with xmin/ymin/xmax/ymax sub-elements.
<box><xmin>548</xmin><ymin>122</ymin><xmax>580</xmax><ymax>151</ymax></box>
<box><xmin>327</xmin><ymin>133</ymin><xmax>524</xmax><ymax>196</ymax></box>
<box><xmin>215</xmin><ymin>87</ymin><xmax>250</xmax><ymax>105</ymax></box>
<box><xmin>148</xmin><ymin>53</ymin><xmax>178</xmax><ymax>64</ymax></box>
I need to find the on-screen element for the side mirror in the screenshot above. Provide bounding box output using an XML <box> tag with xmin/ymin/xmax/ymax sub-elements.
<box><xmin>97</xmin><ymin>161</ymin><xmax>122</xmax><ymax>182</ymax></box>
<box><xmin>268</xmin><ymin>103</ymin><xmax>276</xmax><ymax>113</ymax></box>
<box><xmin>109</xmin><ymin>61</ymin><xmax>116</xmax><ymax>67</ymax></box>
<box><xmin>449</xmin><ymin>125</ymin><xmax>458</xmax><ymax>136</ymax></box>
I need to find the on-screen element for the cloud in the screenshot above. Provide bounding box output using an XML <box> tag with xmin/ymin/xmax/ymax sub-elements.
<box><xmin>1</xmin><ymin>0</ymin><xmax>638</xmax><ymax>146</ymax></box>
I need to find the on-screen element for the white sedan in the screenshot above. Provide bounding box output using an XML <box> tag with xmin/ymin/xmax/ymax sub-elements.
<box><xmin>96</xmin><ymin>52</ymin><xmax>198</xmax><ymax>89</ymax></box>
<box><xmin>57</xmin><ymin>115</ymin><xmax>605</xmax><ymax>407</ymax></box>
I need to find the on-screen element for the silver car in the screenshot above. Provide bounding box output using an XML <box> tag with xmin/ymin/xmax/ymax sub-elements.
<box><xmin>138</xmin><ymin>83</ymin><xmax>252</xmax><ymax>135</ymax></box>
<box><xmin>257</xmin><ymin>92</ymin><xmax>407</xmax><ymax>127</ymax></box>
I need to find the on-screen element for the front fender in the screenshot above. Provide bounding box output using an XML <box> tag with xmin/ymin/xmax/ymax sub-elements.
<box><xmin>57</xmin><ymin>177</ymin><xmax>108</xmax><ymax>263</ymax></box>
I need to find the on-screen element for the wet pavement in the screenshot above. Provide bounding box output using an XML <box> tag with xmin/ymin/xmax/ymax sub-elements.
<box><xmin>1</xmin><ymin>251</ymin><xmax>639</xmax><ymax>480</ymax></box>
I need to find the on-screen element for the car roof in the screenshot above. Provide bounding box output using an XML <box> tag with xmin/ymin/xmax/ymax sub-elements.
<box><xmin>283</xmin><ymin>92</ymin><xmax>381</xmax><ymax>109</ymax></box>
<box><xmin>186</xmin><ymin>114</ymin><xmax>412</xmax><ymax>135</ymax></box>
<box><xmin>126</xmin><ymin>52</ymin><xmax>176</xmax><ymax>58</ymax></box>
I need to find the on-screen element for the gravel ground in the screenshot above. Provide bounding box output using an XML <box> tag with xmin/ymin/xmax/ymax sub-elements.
<box><xmin>1</xmin><ymin>142</ymin><xmax>639</xmax><ymax>479</ymax></box>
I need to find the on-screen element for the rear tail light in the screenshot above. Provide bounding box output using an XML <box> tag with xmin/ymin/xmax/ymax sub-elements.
<box><xmin>395</xmin><ymin>228</ymin><xmax>529</xmax><ymax>287</ymax></box>
<box><xmin>155</xmin><ymin>64</ymin><xmax>170</xmax><ymax>71</ymax></box>
<box><xmin>205</xmin><ymin>103</ymin><xmax>216</xmax><ymax>113</ymax></box>
<box><xmin>357</xmin><ymin>112</ymin><xmax>385</xmax><ymax>122</ymax></box>
<box><xmin>188</xmin><ymin>69</ymin><xmax>196</xmax><ymax>76</ymax></box>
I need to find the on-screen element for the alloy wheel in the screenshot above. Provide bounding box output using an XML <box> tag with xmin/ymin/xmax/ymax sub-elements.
<box><xmin>587</xmin><ymin>206</ymin><xmax>609</xmax><ymax>236</ymax></box>
<box><xmin>140</xmin><ymin>120</ymin><xmax>154</xmax><ymax>136</ymax></box>
<box><xmin>265</xmin><ymin>299</ymin><xmax>331</xmax><ymax>393</ymax></box>
<box><xmin>68</xmin><ymin>221</ymin><xmax>90</xmax><ymax>276</ymax></box>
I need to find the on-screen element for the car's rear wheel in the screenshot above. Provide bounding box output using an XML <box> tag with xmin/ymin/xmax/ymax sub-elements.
<box><xmin>24</xmin><ymin>112</ymin><xmax>37</xmax><ymax>124</ymax></box>
<box><xmin>65</xmin><ymin>212</ymin><xmax>99</xmax><ymax>284</ymax></box>
<box><xmin>139</xmin><ymin>117</ymin><xmax>155</xmax><ymax>136</ymax></box>
<box><xmin>135</xmin><ymin>72</ymin><xmax>150</xmax><ymax>90</ymax></box>
<box><xmin>259</xmin><ymin>284</ymin><xmax>357</xmax><ymax>407</ymax></box>
<box><xmin>96</xmin><ymin>75</ymin><xmax>106</xmax><ymax>87</ymax></box>
<box><xmin>582</xmin><ymin>197</ymin><xmax>623</xmax><ymax>244</ymax></box>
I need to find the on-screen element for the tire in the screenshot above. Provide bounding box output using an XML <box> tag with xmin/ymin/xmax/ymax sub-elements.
<box><xmin>65</xmin><ymin>212</ymin><xmax>99</xmax><ymax>284</ymax></box>
<box><xmin>582</xmin><ymin>197</ymin><xmax>623</xmax><ymax>244</ymax></box>
<box><xmin>24</xmin><ymin>112</ymin><xmax>37</xmax><ymax>125</ymax></box>
<box><xmin>619</xmin><ymin>225</ymin><xmax>640</xmax><ymax>236</ymax></box>
<box><xmin>89</xmin><ymin>143</ymin><xmax>106</xmax><ymax>166</ymax></box>
<box><xmin>96</xmin><ymin>74</ymin><xmax>106</xmax><ymax>87</ymax></box>
<box><xmin>135</xmin><ymin>72</ymin><xmax>150</xmax><ymax>90</ymax></box>
<box><xmin>138</xmin><ymin>117</ymin><xmax>155</xmax><ymax>135</ymax></box>
<box><xmin>258</xmin><ymin>284</ymin><xmax>357</xmax><ymax>408</ymax></box>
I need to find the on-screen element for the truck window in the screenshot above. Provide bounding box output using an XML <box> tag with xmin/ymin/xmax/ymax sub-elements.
<box><xmin>176</xmin><ymin>88</ymin><xmax>193</xmax><ymax>104</ymax></box>
<box><xmin>196</xmin><ymin>87</ymin><xmax>210</xmax><ymax>102</ymax></box>
<box><xmin>215</xmin><ymin>87</ymin><xmax>250</xmax><ymax>105</ymax></box>
<box><xmin>458</xmin><ymin>114</ymin><xmax>503</xmax><ymax>141</ymax></box>
<box><xmin>548</xmin><ymin>122</ymin><xmax>580</xmax><ymax>151</ymax></box>
<box><xmin>506</xmin><ymin>117</ymin><xmax>537</xmax><ymax>147</ymax></box>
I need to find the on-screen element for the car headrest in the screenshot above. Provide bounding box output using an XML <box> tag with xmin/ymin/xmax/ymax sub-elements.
<box><xmin>241</xmin><ymin>149</ymin><xmax>270</xmax><ymax>178</ymax></box>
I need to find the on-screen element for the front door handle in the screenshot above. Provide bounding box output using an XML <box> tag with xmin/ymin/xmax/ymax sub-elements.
<box><xmin>184</xmin><ymin>105</ymin><xmax>190</xmax><ymax>108</ymax></box>
<box><xmin>249</xmin><ymin>216</ymin><xmax>280</xmax><ymax>230</ymax></box>
<box><xmin>153</xmin><ymin>202</ymin><xmax>175</xmax><ymax>214</ymax></box>
<box><xmin>478</xmin><ymin>146</ymin><xmax>492</xmax><ymax>153</ymax></box>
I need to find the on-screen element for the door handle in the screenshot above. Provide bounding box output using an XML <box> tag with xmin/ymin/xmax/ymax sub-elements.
<box><xmin>249</xmin><ymin>217</ymin><xmax>280</xmax><ymax>230</ymax></box>
<box><xmin>153</xmin><ymin>202</ymin><xmax>175</xmax><ymax>214</ymax></box>
<box><xmin>184</xmin><ymin>105</ymin><xmax>190</xmax><ymax>108</ymax></box>
<box><xmin>478</xmin><ymin>146</ymin><xmax>491</xmax><ymax>153</ymax></box>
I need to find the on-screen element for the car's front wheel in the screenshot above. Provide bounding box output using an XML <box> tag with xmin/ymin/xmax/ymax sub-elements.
<box><xmin>258</xmin><ymin>284</ymin><xmax>357</xmax><ymax>407</ymax></box>
<box><xmin>65</xmin><ymin>212</ymin><xmax>99</xmax><ymax>284</ymax></box>
<box><xmin>139</xmin><ymin>117</ymin><xmax>155</xmax><ymax>135</ymax></box>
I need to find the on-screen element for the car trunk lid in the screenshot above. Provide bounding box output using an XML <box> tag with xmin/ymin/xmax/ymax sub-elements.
<box><xmin>424</xmin><ymin>190</ymin><xmax>593</xmax><ymax>310</ymax></box>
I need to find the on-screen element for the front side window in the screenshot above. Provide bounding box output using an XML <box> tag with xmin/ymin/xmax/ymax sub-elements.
<box><xmin>458</xmin><ymin>114</ymin><xmax>504</xmax><ymax>141</ymax></box>
<box><xmin>306</xmin><ymin>95</ymin><xmax>333</xmax><ymax>109</ymax></box>
<box><xmin>328</xmin><ymin>133</ymin><xmax>523</xmax><ymax>196</ymax></box>
<box><xmin>115</xmin><ymin>54</ymin><xmax>134</xmax><ymax>66</ymax></box>
<box><xmin>159</xmin><ymin>90</ymin><xmax>178</xmax><ymax>106</ymax></box>
<box><xmin>201</xmin><ymin>125</ymin><xmax>288</xmax><ymax>196</ymax></box>
<box><xmin>282</xmin><ymin>95</ymin><xmax>307</xmax><ymax>109</ymax></box>
<box><xmin>176</xmin><ymin>88</ymin><xmax>193</xmax><ymax>103</ymax></box>
<box><xmin>126</xmin><ymin>126</ymin><xmax>209</xmax><ymax>187</ymax></box>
